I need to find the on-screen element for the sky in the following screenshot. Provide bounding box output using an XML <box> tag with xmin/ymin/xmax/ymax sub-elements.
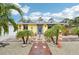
<box><xmin>11</xmin><ymin>3</ymin><xmax>79</xmax><ymax>22</ymax></box>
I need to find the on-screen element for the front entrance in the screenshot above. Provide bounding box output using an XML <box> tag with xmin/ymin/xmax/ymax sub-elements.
<box><xmin>34</xmin><ymin>24</ymin><xmax>45</xmax><ymax>41</ymax></box>
<box><xmin>37</xmin><ymin>24</ymin><xmax>43</xmax><ymax>34</ymax></box>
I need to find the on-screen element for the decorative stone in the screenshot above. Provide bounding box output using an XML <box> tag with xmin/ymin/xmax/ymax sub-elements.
<box><xmin>34</xmin><ymin>46</ymin><xmax>37</xmax><ymax>48</ymax></box>
<box><xmin>43</xmin><ymin>46</ymin><xmax>46</xmax><ymax>48</ymax></box>
<box><xmin>21</xmin><ymin>44</ymin><xmax>26</xmax><ymax>47</ymax></box>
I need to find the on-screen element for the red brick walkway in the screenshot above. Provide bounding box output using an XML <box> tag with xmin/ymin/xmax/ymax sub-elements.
<box><xmin>29</xmin><ymin>41</ymin><xmax>52</xmax><ymax>55</ymax></box>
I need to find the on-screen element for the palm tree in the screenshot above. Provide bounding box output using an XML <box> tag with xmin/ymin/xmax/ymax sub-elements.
<box><xmin>44</xmin><ymin>24</ymin><xmax>67</xmax><ymax>45</ymax></box>
<box><xmin>16</xmin><ymin>30</ymin><xmax>26</xmax><ymax>44</ymax></box>
<box><xmin>24</xmin><ymin>30</ymin><xmax>33</xmax><ymax>44</ymax></box>
<box><xmin>16</xmin><ymin>30</ymin><xmax>33</xmax><ymax>44</ymax></box>
<box><xmin>74</xmin><ymin>17</ymin><xmax>79</xmax><ymax>27</ymax></box>
<box><xmin>44</xmin><ymin>28</ymin><xmax>56</xmax><ymax>44</ymax></box>
<box><xmin>51</xmin><ymin>24</ymin><xmax>67</xmax><ymax>45</ymax></box>
<box><xmin>0</xmin><ymin>3</ymin><xmax>23</xmax><ymax>35</ymax></box>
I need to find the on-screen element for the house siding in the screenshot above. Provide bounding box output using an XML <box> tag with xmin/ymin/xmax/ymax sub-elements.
<box><xmin>43</xmin><ymin>24</ymin><xmax>48</xmax><ymax>33</ymax></box>
<box><xmin>28</xmin><ymin>24</ymin><xmax>37</xmax><ymax>34</ymax></box>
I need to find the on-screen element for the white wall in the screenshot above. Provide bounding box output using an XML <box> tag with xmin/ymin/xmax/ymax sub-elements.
<box><xmin>8</xmin><ymin>24</ymin><xmax>17</xmax><ymax>36</ymax></box>
<box><xmin>0</xmin><ymin>24</ymin><xmax>17</xmax><ymax>41</ymax></box>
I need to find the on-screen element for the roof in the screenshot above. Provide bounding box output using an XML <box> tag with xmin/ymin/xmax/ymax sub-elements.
<box><xmin>17</xmin><ymin>17</ymin><xmax>68</xmax><ymax>25</ymax></box>
<box><xmin>17</xmin><ymin>22</ymin><xmax>68</xmax><ymax>25</ymax></box>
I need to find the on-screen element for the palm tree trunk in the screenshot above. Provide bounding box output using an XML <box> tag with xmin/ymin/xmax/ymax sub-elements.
<box><xmin>26</xmin><ymin>36</ymin><xmax>29</xmax><ymax>44</ymax></box>
<box><xmin>56</xmin><ymin>29</ymin><xmax>59</xmax><ymax>45</ymax></box>
<box><xmin>78</xmin><ymin>34</ymin><xmax>79</xmax><ymax>38</ymax></box>
<box><xmin>51</xmin><ymin>36</ymin><xmax>56</xmax><ymax>44</ymax></box>
<box><xmin>22</xmin><ymin>37</ymin><xmax>26</xmax><ymax>44</ymax></box>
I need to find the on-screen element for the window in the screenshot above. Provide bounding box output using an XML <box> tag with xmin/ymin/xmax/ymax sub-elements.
<box><xmin>48</xmin><ymin>24</ymin><xmax>52</xmax><ymax>29</ymax></box>
<box><xmin>23</xmin><ymin>25</ymin><xmax>28</xmax><ymax>30</ymax></box>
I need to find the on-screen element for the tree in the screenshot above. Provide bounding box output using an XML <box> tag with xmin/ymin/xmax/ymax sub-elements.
<box><xmin>24</xmin><ymin>30</ymin><xmax>33</xmax><ymax>44</ymax></box>
<box><xmin>16</xmin><ymin>30</ymin><xmax>26</xmax><ymax>44</ymax></box>
<box><xmin>19</xmin><ymin>18</ymin><xmax>27</xmax><ymax>23</ymax></box>
<box><xmin>0</xmin><ymin>3</ymin><xmax>23</xmax><ymax>35</ymax></box>
<box><xmin>38</xmin><ymin>17</ymin><xmax>43</xmax><ymax>21</ymax></box>
<box><xmin>74</xmin><ymin>17</ymin><xmax>79</xmax><ymax>27</ymax></box>
<box><xmin>19</xmin><ymin>17</ymin><xmax>33</xmax><ymax>23</ymax></box>
<box><xmin>72</xmin><ymin>27</ymin><xmax>79</xmax><ymax>38</ymax></box>
<box><xmin>51</xmin><ymin>24</ymin><xmax>66</xmax><ymax>45</ymax></box>
<box><xmin>67</xmin><ymin>17</ymin><xmax>79</xmax><ymax>27</ymax></box>
<box><xmin>69</xmin><ymin>19</ymin><xmax>74</xmax><ymax>27</ymax></box>
<box><xmin>44</xmin><ymin>28</ymin><xmax>56</xmax><ymax>44</ymax></box>
<box><xmin>16</xmin><ymin>30</ymin><xmax>33</xmax><ymax>44</ymax></box>
<box><xmin>63</xmin><ymin>18</ymin><xmax>74</xmax><ymax>27</ymax></box>
<box><xmin>64</xmin><ymin>18</ymin><xmax>70</xmax><ymax>23</ymax></box>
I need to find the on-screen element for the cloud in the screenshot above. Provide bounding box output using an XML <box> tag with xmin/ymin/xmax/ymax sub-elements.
<box><xmin>29</xmin><ymin>16</ymin><xmax>40</xmax><ymax>20</ymax></box>
<box><xmin>11</xmin><ymin>3</ymin><xmax>21</xmax><ymax>15</ymax></box>
<box><xmin>11</xmin><ymin>3</ymin><xmax>30</xmax><ymax>15</ymax></box>
<box><xmin>29</xmin><ymin>12</ymin><xmax>51</xmax><ymax>20</ymax></box>
<box><xmin>29</xmin><ymin>5</ymin><xmax>79</xmax><ymax>21</ymax></box>
<box><xmin>21</xmin><ymin>5</ymin><xmax>30</xmax><ymax>14</ymax></box>
<box><xmin>42</xmin><ymin>16</ymin><xmax>51</xmax><ymax>22</ymax></box>
<box><xmin>43</xmin><ymin>12</ymin><xmax>51</xmax><ymax>17</ymax></box>
<box><xmin>11</xmin><ymin>10</ymin><xmax>19</xmax><ymax>15</ymax></box>
<box><xmin>29</xmin><ymin>12</ymin><xmax>42</xmax><ymax>20</ymax></box>
<box><xmin>62</xmin><ymin>5</ymin><xmax>79</xmax><ymax>18</ymax></box>
<box><xmin>12</xmin><ymin>4</ymin><xmax>79</xmax><ymax>22</ymax></box>
<box><xmin>23</xmin><ymin>15</ymin><xmax>28</xmax><ymax>20</ymax></box>
<box><xmin>50</xmin><ymin>4</ymin><xmax>79</xmax><ymax>21</ymax></box>
<box><xmin>30</xmin><ymin>12</ymin><xmax>42</xmax><ymax>17</ymax></box>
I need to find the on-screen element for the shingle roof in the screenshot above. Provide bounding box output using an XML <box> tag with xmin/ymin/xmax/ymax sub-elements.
<box><xmin>17</xmin><ymin>17</ymin><xmax>68</xmax><ymax>25</ymax></box>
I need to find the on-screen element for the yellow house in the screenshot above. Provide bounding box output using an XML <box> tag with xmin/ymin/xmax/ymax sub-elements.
<box><xmin>18</xmin><ymin>23</ymin><xmax>48</xmax><ymax>34</ymax></box>
<box><xmin>17</xmin><ymin>18</ymin><xmax>53</xmax><ymax>34</ymax></box>
<box><xmin>17</xmin><ymin>18</ymin><xmax>67</xmax><ymax>34</ymax></box>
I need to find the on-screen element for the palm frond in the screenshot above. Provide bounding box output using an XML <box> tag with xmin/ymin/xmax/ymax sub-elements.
<box><xmin>8</xmin><ymin>18</ymin><xmax>18</xmax><ymax>31</ymax></box>
<box><xmin>16</xmin><ymin>30</ymin><xmax>33</xmax><ymax>39</ymax></box>
<box><xmin>0</xmin><ymin>20</ymin><xmax>2</xmax><ymax>35</ymax></box>
<box><xmin>6</xmin><ymin>3</ymin><xmax>23</xmax><ymax>16</ymax></box>
<box><xmin>0</xmin><ymin>3</ymin><xmax>23</xmax><ymax>35</ymax></box>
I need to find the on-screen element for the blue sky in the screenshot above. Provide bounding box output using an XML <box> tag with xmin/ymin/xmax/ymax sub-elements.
<box><xmin>11</xmin><ymin>3</ymin><xmax>79</xmax><ymax>22</ymax></box>
<box><xmin>20</xmin><ymin>3</ymin><xmax>79</xmax><ymax>15</ymax></box>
